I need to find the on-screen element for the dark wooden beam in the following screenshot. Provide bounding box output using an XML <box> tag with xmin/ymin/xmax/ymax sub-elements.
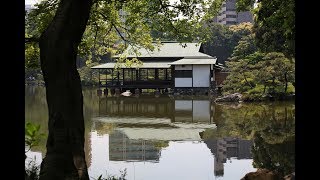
<box><xmin>98</xmin><ymin>69</ymin><xmax>100</xmax><ymax>87</ymax></box>
<box><xmin>122</xmin><ymin>68</ymin><xmax>124</xmax><ymax>82</ymax></box>
<box><xmin>192</xmin><ymin>65</ymin><xmax>193</xmax><ymax>88</ymax></box>
<box><xmin>155</xmin><ymin>68</ymin><xmax>159</xmax><ymax>80</ymax></box>
<box><xmin>136</xmin><ymin>69</ymin><xmax>139</xmax><ymax>81</ymax></box>
<box><xmin>117</xmin><ymin>70</ymin><xmax>120</xmax><ymax>87</ymax></box>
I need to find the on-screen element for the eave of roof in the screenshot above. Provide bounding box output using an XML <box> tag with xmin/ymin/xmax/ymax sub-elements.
<box><xmin>168</xmin><ymin>58</ymin><xmax>217</xmax><ymax>65</ymax></box>
<box><xmin>91</xmin><ymin>62</ymin><xmax>171</xmax><ymax>69</ymax></box>
<box><xmin>113</xmin><ymin>43</ymin><xmax>207</xmax><ymax>58</ymax></box>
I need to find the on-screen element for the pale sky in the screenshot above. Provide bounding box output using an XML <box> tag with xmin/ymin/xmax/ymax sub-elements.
<box><xmin>25</xmin><ymin>0</ymin><xmax>40</xmax><ymax>5</ymax></box>
<box><xmin>26</xmin><ymin>0</ymin><xmax>180</xmax><ymax>5</ymax></box>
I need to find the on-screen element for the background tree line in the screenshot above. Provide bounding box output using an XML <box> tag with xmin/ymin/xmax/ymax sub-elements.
<box><xmin>203</xmin><ymin>0</ymin><xmax>295</xmax><ymax>101</ymax></box>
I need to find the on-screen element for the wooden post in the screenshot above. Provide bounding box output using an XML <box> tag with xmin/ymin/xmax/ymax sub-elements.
<box><xmin>192</xmin><ymin>65</ymin><xmax>194</xmax><ymax>88</ymax></box>
<box><xmin>105</xmin><ymin>69</ymin><xmax>108</xmax><ymax>88</ymax></box>
<box><xmin>147</xmin><ymin>69</ymin><xmax>149</xmax><ymax>80</ymax></box>
<box><xmin>117</xmin><ymin>70</ymin><xmax>120</xmax><ymax>87</ymax></box>
<box><xmin>155</xmin><ymin>68</ymin><xmax>159</xmax><ymax>80</ymax></box>
<box><xmin>165</xmin><ymin>68</ymin><xmax>168</xmax><ymax>80</ymax></box>
<box><xmin>97</xmin><ymin>89</ymin><xmax>102</xmax><ymax>96</ymax></box>
<box><xmin>110</xmin><ymin>88</ymin><xmax>115</xmax><ymax>95</ymax></box>
<box><xmin>155</xmin><ymin>89</ymin><xmax>160</xmax><ymax>97</ymax></box>
<box><xmin>122</xmin><ymin>68</ymin><xmax>124</xmax><ymax>83</ymax></box>
<box><xmin>191</xmin><ymin>99</ymin><xmax>193</xmax><ymax>123</ymax></box>
<box><xmin>115</xmin><ymin>88</ymin><xmax>120</xmax><ymax>96</ymax></box>
<box><xmin>171</xmin><ymin>66</ymin><xmax>175</xmax><ymax>89</ymax></box>
<box><xmin>135</xmin><ymin>88</ymin><xmax>140</xmax><ymax>97</ymax></box>
<box><xmin>136</xmin><ymin>69</ymin><xmax>139</xmax><ymax>81</ymax></box>
<box><xmin>131</xmin><ymin>69</ymin><xmax>133</xmax><ymax>81</ymax></box>
<box><xmin>98</xmin><ymin>69</ymin><xmax>100</xmax><ymax>87</ymax></box>
<box><xmin>111</xmin><ymin>69</ymin><xmax>114</xmax><ymax>86</ymax></box>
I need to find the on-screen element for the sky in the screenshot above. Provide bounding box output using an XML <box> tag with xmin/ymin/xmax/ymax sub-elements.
<box><xmin>25</xmin><ymin>0</ymin><xmax>40</xmax><ymax>5</ymax></box>
<box><xmin>26</xmin><ymin>0</ymin><xmax>180</xmax><ymax>5</ymax></box>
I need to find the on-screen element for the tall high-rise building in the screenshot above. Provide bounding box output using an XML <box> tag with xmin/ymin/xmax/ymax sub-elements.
<box><xmin>213</xmin><ymin>0</ymin><xmax>253</xmax><ymax>25</ymax></box>
<box><xmin>204</xmin><ymin>137</ymin><xmax>254</xmax><ymax>178</ymax></box>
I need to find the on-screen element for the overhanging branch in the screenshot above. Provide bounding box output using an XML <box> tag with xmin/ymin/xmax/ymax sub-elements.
<box><xmin>25</xmin><ymin>37</ymin><xmax>40</xmax><ymax>43</ymax></box>
<box><xmin>99</xmin><ymin>12</ymin><xmax>133</xmax><ymax>45</ymax></box>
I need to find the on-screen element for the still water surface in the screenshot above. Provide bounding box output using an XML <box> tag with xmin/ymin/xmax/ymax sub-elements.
<box><xmin>25</xmin><ymin>86</ymin><xmax>295</xmax><ymax>180</ymax></box>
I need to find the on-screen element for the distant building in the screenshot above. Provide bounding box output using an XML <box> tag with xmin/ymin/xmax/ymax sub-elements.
<box><xmin>25</xmin><ymin>4</ymin><xmax>34</xmax><ymax>13</ymax></box>
<box><xmin>91</xmin><ymin>42</ymin><xmax>225</xmax><ymax>95</ymax></box>
<box><xmin>213</xmin><ymin>0</ymin><xmax>253</xmax><ymax>25</ymax></box>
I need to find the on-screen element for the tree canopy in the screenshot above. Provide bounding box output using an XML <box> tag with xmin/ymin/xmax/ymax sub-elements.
<box><xmin>201</xmin><ymin>22</ymin><xmax>253</xmax><ymax>64</ymax></box>
<box><xmin>26</xmin><ymin>0</ymin><xmax>225</xmax><ymax>64</ymax></box>
<box><xmin>201</xmin><ymin>102</ymin><xmax>295</xmax><ymax>176</ymax></box>
<box><xmin>218</xmin><ymin>0</ymin><xmax>295</xmax><ymax>100</ymax></box>
<box><xmin>237</xmin><ymin>0</ymin><xmax>295</xmax><ymax>57</ymax></box>
<box><xmin>223</xmin><ymin>51</ymin><xmax>295</xmax><ymax>100</ymax></box>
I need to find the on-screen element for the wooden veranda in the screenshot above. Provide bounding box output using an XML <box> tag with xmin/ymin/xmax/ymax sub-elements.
<box><xmin>95</xmin><ymin>64</ymin><xmax>173</xmax><ymax>90</ymax></box>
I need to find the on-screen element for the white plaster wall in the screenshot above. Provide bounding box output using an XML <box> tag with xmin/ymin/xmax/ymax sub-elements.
<box><xmin>193</xmin><ymin>65</ymin><xmax>210</xmax><ymax>87</ymax></box>
<box><xmin>175</xmin><ymin>100</ymin><xmax>192</xmax><ymax>111</ymax></box>
<box><xmin>192</xmin><ymin>100</ymin><xmax>210</xmax><ymax>122</ymax></box>
<box><xmin>175</xmin><ymin>78</ymin><xmax>192</xmax><ymax>87</ymax></box>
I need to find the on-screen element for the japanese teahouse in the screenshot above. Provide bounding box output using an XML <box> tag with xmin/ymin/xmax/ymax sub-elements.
<box><xmin>91</xmin><ymin>42</ymin><xmax>225</xmax><ymax>95</ymax></box>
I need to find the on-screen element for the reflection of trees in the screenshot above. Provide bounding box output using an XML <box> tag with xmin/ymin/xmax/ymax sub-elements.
<box><xmin>25</xmin><ymin>87</ymin><xmax>101</xmax><ymax>160</ymax></box>
<box><xmin>153</xmin><ymin>140</ymin><xmax>169</xmax><ymax>150</ymax></box>
<box><xmin>25</xmin><ymin>87</ymin><xmax>101</xmax><ymax>131</ymax></box>
<box><xmin>25</xmin><ymin>86</ymin><xmax>48</xmax><ymax>155</ymax></box>
<box><xmin>82</xmin><ymin>88</ymin><xmax>100</xmax><ymax>125</ymax></box>
<box><xmin>25</xmin><ymin>86</ymin><xmax>48</xmax><ymax>130</ymax></box>
<box><xmin>212</xmin><ymin>102</ymin><xmax>295</xmax><ymax>142</ymax></box>
<box><xmin>94</xmin><ymin>122</ymin><xmax>116</xmax><ymax>136</ymax></box>
<box><xmin>252</xmin><ymin>133</ymin><xmax>295</xmax><ymax>177</ymax></box>
<box><xmin>204</xmin><ymin>102</ymin><xmax>295</xmax><ymax>176</ymax></box>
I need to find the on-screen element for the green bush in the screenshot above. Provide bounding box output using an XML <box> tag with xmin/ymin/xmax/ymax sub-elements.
<box><xmin>25</xmin><ymin>122</ymin><xmax>45</xmax><ymax>152</ymax></box>
<box><xmin>25</xmin><ymin>122</ymin><xmax>44</xmax><ymax>180</ymax></box>
<box><xmin>223</xmin><ymin>52</ymin><xmax>295</xmax><ymax>101</ymax></box>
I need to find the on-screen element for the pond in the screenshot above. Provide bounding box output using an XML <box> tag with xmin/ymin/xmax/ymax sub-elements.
<box><xmin>25</xmin><ymin>86</ymin><xmax>295</xmax><ymax>180</ymax></box>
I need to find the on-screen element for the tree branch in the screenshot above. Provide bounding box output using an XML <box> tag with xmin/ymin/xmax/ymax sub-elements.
<box><xmin>99</xmin><ymin>12</ymin><xmax>133</xmax><ymax>45</ymax></box>
<box><xmin>25</xmin><ymin>37</ymin><xmax>40</xmax><ymax>43</ymax></box>
<box><xmin>111</xmin><ymin>23</ymin><xmax>133</xmax><ymax>45</ymax></box>
<box><xmin>93</xmin><ymin>3</ymin><xmax>99</xmax><ymax>50</ymax></box>
<box><xmin>158</xmin><ymin>0</ymin><xmax>187</xmax><ymax>11</ymax></box>
<box><xmin>157</xmin><ymin>0</ymin><xmax>180</xmax><ymax>34</ymax></box>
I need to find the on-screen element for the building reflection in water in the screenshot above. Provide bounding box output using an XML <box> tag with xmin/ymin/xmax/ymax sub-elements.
<box><xmin>204</xmin><ymin>137</ymin><xmax>253</xmax><ymax>177</ymax></box>
<box><xmin>109</xmin><ymin>130</ymin><xmax>161</xmax><ymax>162</ymax></box>
<box><xmin>97</xmin><ymin>96</ymin><xmax>214</xmax><ymax>124</ymax></box>
<box><xmin>95</xmin><ymin>97</ymin><xmax>216</xmax><ymax>163</ymax></box>
<box><xmin>94</xmin><ymin>96</ymin><xmax>253</xmax><ymax>178</ymax></box>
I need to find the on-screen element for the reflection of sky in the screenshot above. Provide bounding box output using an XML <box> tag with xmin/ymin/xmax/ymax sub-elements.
<box><xmin>25</xmin><ymin>151</ymin><xmax>42</xmax><ymax>170</ymax></box>
<box><xmin>87</xmin><ymin>131</ymin><xmax>256</xmax><ymax>180</ymax></box>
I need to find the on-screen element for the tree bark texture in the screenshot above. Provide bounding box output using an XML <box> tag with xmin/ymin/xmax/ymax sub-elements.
<box><xmin>284</xmin><ymin>72</ymin><xmax>288</xmax><ymax>93</ymax></box>
<box><xmin>38</xmin><ymin>0</ymin><xmax>93</xmax><ymax>179</ymax></box>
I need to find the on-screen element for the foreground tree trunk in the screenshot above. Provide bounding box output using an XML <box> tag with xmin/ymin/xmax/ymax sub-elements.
<box><xmin>39</xmin><ymin>0</ymin><xmax>93</xmax><ymax>179</ymax></box>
